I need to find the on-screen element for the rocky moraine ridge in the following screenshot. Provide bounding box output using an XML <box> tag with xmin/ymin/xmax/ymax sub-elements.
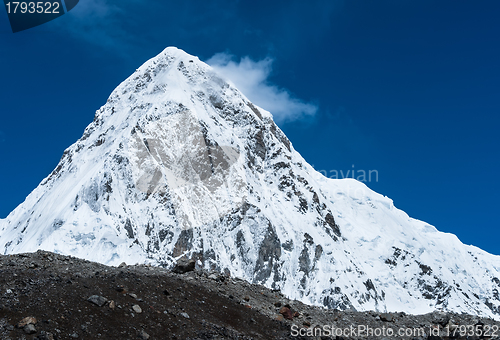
<box><xmin>1</xmin><ymin>251</ymin><xmax>500</xmax><ymax>340</ymax></box>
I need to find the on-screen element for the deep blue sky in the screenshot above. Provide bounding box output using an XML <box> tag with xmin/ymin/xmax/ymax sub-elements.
<box><xmin>1</xmin><ymin>1</ymin><xmax>499</xmax><ymax>255</ymax></box>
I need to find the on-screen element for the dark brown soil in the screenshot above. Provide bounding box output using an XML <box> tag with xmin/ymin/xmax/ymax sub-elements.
<box><xmin>1</xmin><ymin>251</ymin><xmax>499</xmax><ymax>340</ymax></box>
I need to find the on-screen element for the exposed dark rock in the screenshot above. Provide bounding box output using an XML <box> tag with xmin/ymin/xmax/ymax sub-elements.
<box><xmin>253</xmin><ymin>222</ymin><xmax>281</xmax><ymax>283</ymax></box>
<box><xmin>324</xmin><ymin>212</ymin><xmax>341</xmax><ymax>237</ymax></box>
<box><xmin>364</xmin><ymin>279</ymin><xmax>376</xmax><ymax>291</ymax></box>
<box><xmin>246</xmin><ymin>101</ymin><xmax>263</xmax><ymax>120</ymax></box>
<box><xmin>172</xmin><ymin>228</ymin><xmax>193</xmax><ymax>257</ymax></box>
<box><xmin>253</xmin><ymin>129</ymin><xmax>267</xmax><ymax>161</ymax></box>
<box><xmin>299</xmin><ymin>246</ymin><xmax>311</xmax><ymax>274</ymax></box>
<box><xmin>124</xmin><ymin>218</ymin><xmax>135</xmax><ymax>239</ymax></box>
<box><xmin>419</xmin><ymin>262</ymin><xmax>433</xmax><ymax>275</ymax></box>
<box><xmin>282</xmin><ymin>240</ymin><xmax>294</xmax><ymax>251</ymax></box>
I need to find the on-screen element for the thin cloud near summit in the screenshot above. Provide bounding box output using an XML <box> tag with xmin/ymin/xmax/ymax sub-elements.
<box><xmin>207</xmin><ymin>52</ymin><xmax>318</xmax><ymax>124</ymax></box>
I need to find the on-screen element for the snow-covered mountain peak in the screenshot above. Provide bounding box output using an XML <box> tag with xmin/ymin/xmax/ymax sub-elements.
<box><xmin>1</xmin><ymin>47</ymin><xmax>500</xmax><ymax>320</ymax></box>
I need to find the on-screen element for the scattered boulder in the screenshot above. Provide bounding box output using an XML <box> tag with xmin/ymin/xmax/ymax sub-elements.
<box><xmin>138</xmin><ymin>329</ymin><xmax>150</xmax><ymax>340</ymax></box>
<box><xmin>181</xmin><ymin>312</ymin><xmax>190</xmax><ymax>319</ymax></box>
<box><xmin>279</xmin><ymin>306</ymin><xmax>294</xmax><ymax>320</ymax></box>
<box><xmin>24</xmin><ymin>323</ymin><xmax>37</xmax><ymax>334</ymax></box>
<box><xmin>17</xmin><ymin>316</ymin><xmax>37</xmax><ymax>328</ymax></box>
<box><xmin>172</xmin><ymin>258</ymin><xmax>195</xmax><ymax>274</ymax></box>
<box><xmin>432</xmin><ymin>312</ymin><xmax>451</xmax><ymax>326</ymax></box>
<box><xmin>380</xmin><ymin>313</ymin><xmax>394</xmax><ymax>322</ymax></box>
<box><xmin>87</xmin><ymin>295</ymin><xmax>108</xmax><ymax>307</ymax></box>
<box><xmin>132</xmin><ymin>304</ymin><xmax>142</xmax><ymax>313</ymax></box>
<box><xmin>38</xmin><ymin>331</ymin><xmax>55</xmax><ymax>340</ymax></box>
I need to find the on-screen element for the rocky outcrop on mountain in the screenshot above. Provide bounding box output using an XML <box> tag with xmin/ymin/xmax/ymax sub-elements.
<box><xmin>1</xmin><ymin>47</ymin><xmax>499</xmax><ymax>319</ymax></box>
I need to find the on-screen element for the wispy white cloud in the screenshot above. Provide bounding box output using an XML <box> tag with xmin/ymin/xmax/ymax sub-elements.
<box><xmin>207</xmin><ymin>53</ymin><xmax>318</xmax><ymax>124</ymax></box>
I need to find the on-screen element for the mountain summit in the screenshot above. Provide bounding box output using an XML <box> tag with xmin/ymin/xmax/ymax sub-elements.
<box><xmin>1</xmin><ymin>47</ymin><xmax>499</xmax><ymax>319</ymax></box>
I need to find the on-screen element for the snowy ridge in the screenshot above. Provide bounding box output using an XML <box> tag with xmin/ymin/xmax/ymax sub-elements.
<box><xmin>1</xmin><ymin>47</ymin><xmax>500</xmax><ymax>319</ymax></box>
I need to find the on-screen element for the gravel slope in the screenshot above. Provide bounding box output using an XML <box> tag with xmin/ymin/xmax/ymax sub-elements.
<box><xmin>1</xmin><ymin>251</ymin><xmax>499</xmax><ymax>340</ymax></box>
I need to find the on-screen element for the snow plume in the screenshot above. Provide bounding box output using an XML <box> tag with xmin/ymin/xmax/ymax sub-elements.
<box><xmin>207</xmin><ymin>53</ymin><xmax>317</xmax><ymax>124</ymax></box>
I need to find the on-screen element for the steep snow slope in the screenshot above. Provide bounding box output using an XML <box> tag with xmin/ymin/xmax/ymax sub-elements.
<box><xmin>1</xmin><ymin>47</ymin><xmax>499</xmax><ymax>319</ymax></box>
